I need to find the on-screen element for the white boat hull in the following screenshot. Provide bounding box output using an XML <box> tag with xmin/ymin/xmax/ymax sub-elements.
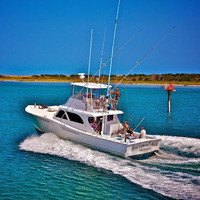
<box><xmin>32</xmin><ymin>114</ymin><xmax>161</xmax><ymax>158</ymax></box>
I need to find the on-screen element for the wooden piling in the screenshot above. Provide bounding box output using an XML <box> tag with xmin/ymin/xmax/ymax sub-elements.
<box><xmin>168</xmin><ymin>90</ymin><xmax>171</xmax><ymax>113</ymax></box>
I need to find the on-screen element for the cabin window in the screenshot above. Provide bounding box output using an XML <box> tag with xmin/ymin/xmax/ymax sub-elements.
<box><xmin>107</xmin><ymin>115</ymin><xmax>113</xmax><ymax>122</ymax></box>
<box><xmin>56</xmin><ymin>110</ymin><xmax>68</xmax><ymax>120</ymax></box>
<box><xmin>67</xmin><ymin>112</ymin><xmax>84</xmax><ymax>124</ymax></box>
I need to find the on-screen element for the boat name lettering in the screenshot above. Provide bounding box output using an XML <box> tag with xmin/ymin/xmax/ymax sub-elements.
<box><xmin>132</xmin><ymin>141</ymin><xmax>158</xmax><ymax>150</ymax></box>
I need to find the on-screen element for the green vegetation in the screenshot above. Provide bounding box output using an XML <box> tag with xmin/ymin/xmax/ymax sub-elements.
<box><xmin>0</xmin><ymin>73</ymin><xmax>200</xmax><ymax>85</ymax></box>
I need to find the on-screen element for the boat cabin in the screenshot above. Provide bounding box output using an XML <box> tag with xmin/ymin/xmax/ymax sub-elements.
<box><xmin>54</xmin><ymin>82</ymin><xmax>123</xmax><ymax>136</ymax></box>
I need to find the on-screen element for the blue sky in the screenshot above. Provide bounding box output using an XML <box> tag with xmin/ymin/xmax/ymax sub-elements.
<box><xmin>0</xmin><ymin>0</ymin><xmax>199</xmax><ymax>75</ymax></box>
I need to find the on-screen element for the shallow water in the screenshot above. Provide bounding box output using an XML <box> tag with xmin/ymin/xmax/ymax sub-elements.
<box><xmin>0</xmin><ymin>81</ymin><xmax>199</xmax><ymax>200</ymax></box>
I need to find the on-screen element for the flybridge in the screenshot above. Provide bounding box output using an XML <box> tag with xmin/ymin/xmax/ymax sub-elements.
<box><xmin>68</xmin><ymin>81</ymin><xmax>115</xmax><ymax>113</ymax></box>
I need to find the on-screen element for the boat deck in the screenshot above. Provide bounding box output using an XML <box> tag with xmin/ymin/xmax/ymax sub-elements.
<box><xmin>25</xmin><ymin>105</ymin><xmax>58</xmax><ymax>119</ymax></box>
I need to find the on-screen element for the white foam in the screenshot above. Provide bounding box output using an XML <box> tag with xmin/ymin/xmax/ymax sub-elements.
<box><xmin>20</xmin><ymin>133</ymin><xmax>200</xmax><ymax>200</ymax></box>
<box><xmin>157</xmin><ymin>135</ymin><xmax>200</xmax><ymax>157</ymax></box>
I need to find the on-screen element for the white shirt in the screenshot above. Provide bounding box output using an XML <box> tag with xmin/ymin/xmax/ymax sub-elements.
<box><xmin>140</xmin><ymin>129</ymin><xmax>146</xmax><ymax>138</ymax></box>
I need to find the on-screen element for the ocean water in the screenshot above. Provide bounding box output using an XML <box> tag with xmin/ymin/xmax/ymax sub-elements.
<box><xmin>0</xmin><ymin>81</ymin><xmax>199</xmax><ymax>200</ymax></box>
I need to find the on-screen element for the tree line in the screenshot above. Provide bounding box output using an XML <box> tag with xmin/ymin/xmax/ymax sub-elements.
<box><xmin>40</xmin><ymin>73</ymin><xmax>200</xmax><ymax>82</ymax></box>
<box><xmin>0</xmin><ymin>73</ymin><xmax>199</xmax><ymax>83</ymax></box>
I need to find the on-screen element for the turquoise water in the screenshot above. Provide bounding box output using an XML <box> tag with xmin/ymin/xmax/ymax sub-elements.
<box><xmin>0</xmin><ymin>81</ymin><xmax>199</xmax><ymax>200</ymax></box>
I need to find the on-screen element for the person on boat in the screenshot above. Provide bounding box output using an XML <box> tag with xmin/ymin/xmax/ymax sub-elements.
<box><xmin>127</xmin><ymin>128</ymin><xmax>135</xmax><ymax>138</ymax></box>
<box><xmin>110</xmin><ymin>88</ymin><xmax>120</xmax><ymax>110</ymax></box>
<box><xmin>139</xmin><ymin>126</ymin><xmax>146</xmax><ymax>138</ymax></box>
<box><xmin>91</xmin><ymin>121</ymin><xmax>97</xmax><ymax>130</ymax></box>
<box><xmin>92</xmin><ymin>121</ymin><xmax>100</xmax><ymax>134</ymax></box>
<box><xmin>123</xmin><ymin>121</ymin><xmax>130</xmax><ymax>142</ymax></box>
<box><xmin>118</xmin><ymin>121</ymin><xmax>128</xmax><ymax>136</ymax></box>
<box><xmin>124</xmin><ymin>121</ymin><xmax>129</xmax><ymax>133</ymax></box>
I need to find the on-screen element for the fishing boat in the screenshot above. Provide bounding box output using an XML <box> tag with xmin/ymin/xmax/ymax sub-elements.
<box><xmin>25</xmin><ymin>80</ymin><xmax>161</xmax><ymax>159</ymax></box>
<box><xmin>25</xmin><ymin>0</ymin><xmax>164</xmax><ymax>159</ymax></box>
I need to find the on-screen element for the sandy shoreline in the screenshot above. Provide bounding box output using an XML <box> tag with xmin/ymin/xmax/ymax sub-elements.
<box><xmin>1</xmin><ymin>80</ymin><xmax>200</xmax><ymax>87</ymax></box>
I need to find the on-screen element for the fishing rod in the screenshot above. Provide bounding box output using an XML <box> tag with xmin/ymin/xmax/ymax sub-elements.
<box><xmin>133</xmin><ymin>117</ymin><xmax>145</xmax><ymax>131</ymax></box>
<box><xmin>126</xmin><ymin>114</ymin><xmax>140</xmax><ymax>129</ymax></box>
<box><xmin>129</xmin><ymin>116</ymin><xmax>137</xmax><ymax>128</ymax></box>
<box><xmin>113</xmin><ymin>26</ymin><xmax>176</xmax><ymax>90</ymax></box>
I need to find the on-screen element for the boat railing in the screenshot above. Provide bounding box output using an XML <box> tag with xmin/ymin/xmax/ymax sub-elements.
<box><xmin>70</xmin><ymin>94</ymin><xmax>109</xmax><ymax>112</ymax></box>
<box><xmin>89</xmin><ymin>97</ymin><xmax>109</xmax><ymax>112</ymax></box>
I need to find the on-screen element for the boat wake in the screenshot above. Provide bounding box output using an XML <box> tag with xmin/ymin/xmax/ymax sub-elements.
<box><xmin>156</xmin><ymin>135</ymin><xmax>200</xmax><ymax>158</ymax></box>
<box><xmin>20</xmin><ymin>133</ymin><xmax>200</xmax><ymax>200</ymax></box>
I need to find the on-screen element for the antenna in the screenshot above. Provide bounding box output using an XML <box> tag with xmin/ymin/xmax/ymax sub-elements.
<box><xmin>106</xmin><ymin>0</ymin><xmax>121</xmax><ymax>97</ymax></box>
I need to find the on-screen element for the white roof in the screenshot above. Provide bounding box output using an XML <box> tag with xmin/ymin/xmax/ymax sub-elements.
<box><xmin>71</xmin><ymin>82</ymin><xmax>112</xmax><ymax>89</ymax></box>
